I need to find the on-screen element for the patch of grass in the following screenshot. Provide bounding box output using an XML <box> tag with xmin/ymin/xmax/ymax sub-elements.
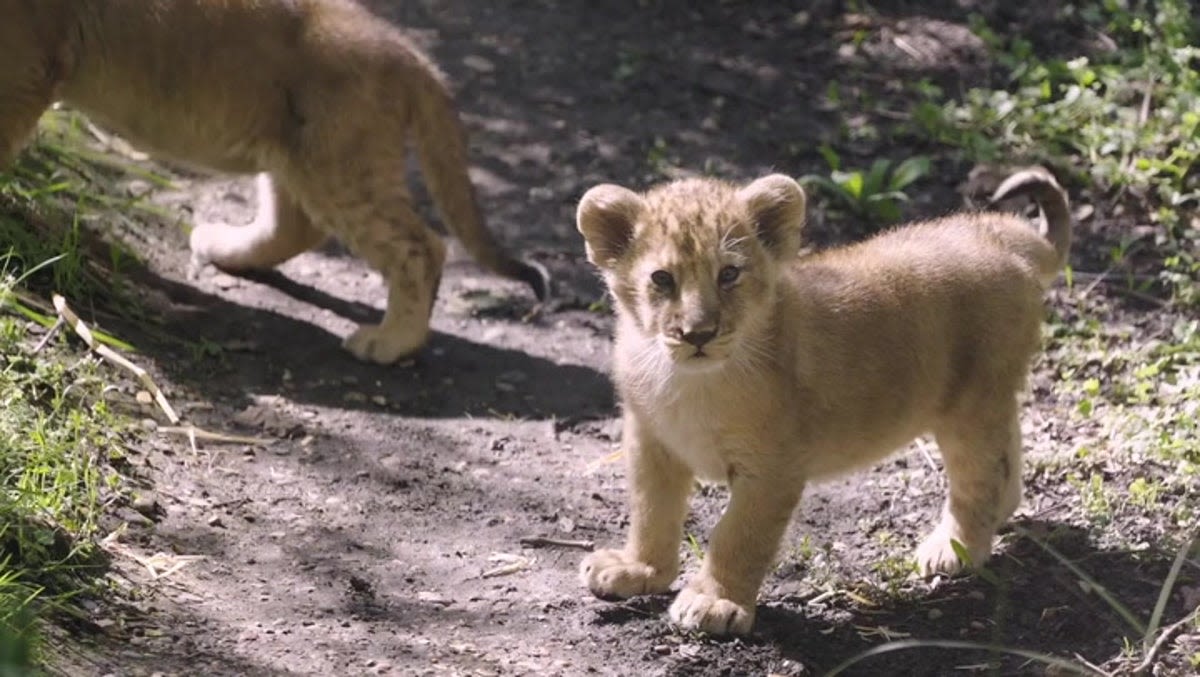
<box><xmin>0</xmin><ymin>112</ymin><xmax>154</xmax><ymax>670</ymax></box>
<box><xmin>1044</xmin><ymin>309</ymin><xmax>1199</xmax><ymax>545</ymax></box>
<box><xmin>685</xmin><ymin>532</ymin><xmax>705</xmax><ymax>562</ymax></box>
<box><xmin>0</xmin><ymin>109</ymin><xmax>172</xmax><ymax>306</ymax></box>
<box><xmin>0</xmin><ymin>289</ymin><xmax>134</xmax><ymax>668</ymax></box>
<box><xmin>913</xmin><ymin>0</ymin><xmax>1199</xmax><ymax>302</ymax></box>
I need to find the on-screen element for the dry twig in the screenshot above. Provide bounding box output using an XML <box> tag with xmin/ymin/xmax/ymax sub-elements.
<box><xmin>53</xmin><ymin>293</ymin><xmax>179</xmax><ymax>424</ymax></box>
<box><xmin>156</xmin><ymin>426</ymin><xmax>273</xmax><ymax>446</ymax></box>
<box><xmin>31</xmin><ymin>316</ymin><xmax>65</xmax><ymax>354</ymax></box>
<box><xmin>1133</xmin><ymin>606</ymin><xmax>1199</xmax><ymax>675</ymax></box>
<box><xmin>519</xmin><ymin>536</ymin><xmax>595</xmax><ymax>551</ymax></box>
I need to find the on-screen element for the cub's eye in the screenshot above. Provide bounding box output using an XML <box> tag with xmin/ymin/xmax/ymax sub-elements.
<box><xmin>650</xmin><ymin>270</ymin><xmax>675</xmax><ymax>289</ymax></box>
<box><xmin>718</xmin><ymin>265</ymin><xmax>741</xmax><ymax>285</ymax></box>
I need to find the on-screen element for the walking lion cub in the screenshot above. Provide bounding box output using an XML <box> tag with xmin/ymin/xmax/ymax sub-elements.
<box><xmin>0</xmin><ymin>0</ymin><xmax>547</xmax><ymax>363</ymax></box>
<box><xmin>576</xmin><ymin>167</ymin><xmax>1070</xmax><ymax>635</ymax></box>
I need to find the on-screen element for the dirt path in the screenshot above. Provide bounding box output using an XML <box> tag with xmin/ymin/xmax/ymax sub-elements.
<box><xmin>51</xmin><ymin>2</ymin><xmax>1195</xmax><ymax>676</ymax></box>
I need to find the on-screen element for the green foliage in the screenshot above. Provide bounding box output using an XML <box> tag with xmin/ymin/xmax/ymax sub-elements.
<box><xmin>0</xmin><ymin>113</ymin><xmax>149</xmax><ymax>671</ymax></box>
<box><xmin>912</xmin><ymin>0</ymin><xmax>1199</xmax><ymax>300</ymax></box>
<box><xmin>800</xmin><ymin>146</ymin><xmax>931</xmax><ymax>226</ymax></box>
<box><xmin>0</xmin><ymin>602</ymin><xmax>37</xmax><ymax>677</ymax></box>
<box><xmin>0</xmin><ymin>284</ymin><xmax>132</xmax><ymax>664</ymax></box>
<box><xmin>0</xmin><ymin>110</ymin><xmax>169</xmax><ymax>304</ymax></box>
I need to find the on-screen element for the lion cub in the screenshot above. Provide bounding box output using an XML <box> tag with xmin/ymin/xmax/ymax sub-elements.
<box><xmin>576</xmin><ymin>167</ymin><xmax>1070</xmax><ymax>635</ymax></box>
<box><xmin>0</xmin><ymin>0</ymin><xmax>547</xmax><ymax>363</ymax></box>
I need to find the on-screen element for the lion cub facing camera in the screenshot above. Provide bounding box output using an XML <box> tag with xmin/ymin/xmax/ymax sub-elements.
<box><xmin>576</xmin><ymin>167</ymin><xmax>1070</xmax><ymax>636</ymax></box>
<box><xmin>0</xmin><ymin>0</ymin><xmax>547</xmax><ymax>363</ymax></box>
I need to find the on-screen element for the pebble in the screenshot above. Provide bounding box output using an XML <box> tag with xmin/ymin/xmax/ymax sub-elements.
<box><xmin>417</xmin><ymin>591</ymin><xmax>452</xmax><ymax>607</ymax></box>
<box><xmin>132</xmin><ymin>494</ymin><xmax>160</xmax><ymax>518</ymax></box>
<box><xmin>463</xmin><ymin>55</ymin><xmax>496</xmax><ymax>73</ymax></box>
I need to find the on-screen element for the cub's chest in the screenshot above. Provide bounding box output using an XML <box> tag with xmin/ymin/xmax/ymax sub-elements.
<box><xmin>640</xmin><ymin>391</ymin><xmax>747</xmax><ymax>483</ymax></box>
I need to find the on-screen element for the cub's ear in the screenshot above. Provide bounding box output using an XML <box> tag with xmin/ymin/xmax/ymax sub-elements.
<box><xmin>576</xmin><ymin>184</ymin><xmax>645</xmax><ymax>269</ymax></box>
<box><xmin>738</xmin><ymin>174</ymin><xmax>806</xmax><ymax>259</ymax></box>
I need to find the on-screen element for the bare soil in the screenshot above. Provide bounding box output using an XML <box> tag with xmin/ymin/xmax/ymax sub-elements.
<box><xmin>42</xmin><ymin>1</ymin><xmax>1197</xmax><ymax>675</ymax></box>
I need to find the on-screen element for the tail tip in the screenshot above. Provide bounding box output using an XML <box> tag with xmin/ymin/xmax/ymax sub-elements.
<box><xmin>990</xmin><ymin>165</ymin><xmax>1062</xmax><ymax>204</ymax></box>
<box><xmin>519</xmin><ymin>260</ymin><xmax>551</xmax><ymax>302</ymax></box>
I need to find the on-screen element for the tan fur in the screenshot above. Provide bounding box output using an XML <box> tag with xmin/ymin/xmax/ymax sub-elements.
<box><xmin>0</xmin><ymin>0</ymin><xmax>548</xmax><ymax>363</ymax></box>
<box><xmin>576</xmin><ymin>168</ymin><xmax>1070</xmax><ymax>636</ymax></box>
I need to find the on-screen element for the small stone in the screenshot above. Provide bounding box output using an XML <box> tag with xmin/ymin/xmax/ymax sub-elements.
<box><xmin>207</xmin><ymin>515</ymin><xmax>225</xmax><ymax>528</ymax></box>
<box><xmin>136</xmin><ymin>391</ymin><xmax>153</xmax><ymax>405</ymax></box>
<box><xmin>141</xmin><ymin>418</ymin><xmax>159</xmax><ymax>432</ymax></box>
<box><xmin>417</xmin><ymin>591</ymin><xmax>451</xmax><ymax>607</ymax></box>
<box><xmin>463</xmin><ymin>55</ymin><xmax>496</xmax><ymax>73</ymax></box>
<box><xmin>653</xmin><ymin>644</ymin><xmax>671</xmax><ymax>656</ymax></box>
<box><xmin>499</xmin><ymin>370</ymin><xmax>529</xmax><ymax>384</ymax></box>
<box><xmin>213</xmin><ymin>273</ymin><xmax>239</xmax><ymax>290</ymax></box>
<box><xmin>131</xmin><ymin>494</ymin><xmax>161</xmax><ymax>519</ymax></box>
<box><xmin>927</xmin><ymin>608</ymin><xmax>943</xmax><ymax>620</ymax></box>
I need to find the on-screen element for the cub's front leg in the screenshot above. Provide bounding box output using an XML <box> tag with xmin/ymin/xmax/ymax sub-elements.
<box><xmin>670</xmin><ymin>472</ymin><xmax>803</xmax><ymax>636</ymax></box>
<box><xmin>580</xmin><ymin>415</ymin><xmax>693</xmax><ymax>599</ymax></box>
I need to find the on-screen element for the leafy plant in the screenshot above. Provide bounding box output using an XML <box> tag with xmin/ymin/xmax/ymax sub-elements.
<box><xmin>912</xmin><ymin>0</ymin><xmax>1200</xmax><ymax>301</ymax></box>
<box><xmin>800</xmin><ymin>146</ymin><xmax>931</xmax><ymax>226</ymax></box>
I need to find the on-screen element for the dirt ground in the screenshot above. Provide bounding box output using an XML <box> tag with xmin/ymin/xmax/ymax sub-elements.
<box><xmin>43</xmin><ymin>1</ymin><xmax>1197</xmax><ymax>675</ymax></box>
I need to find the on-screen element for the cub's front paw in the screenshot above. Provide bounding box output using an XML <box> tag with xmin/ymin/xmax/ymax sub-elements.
<box><xmin>915</xmin><ymin>523</ymin><xmax>990</xmax><ymax>577</ymax></box>
<box><xmin>343</xmin><ymin>323</ymin><xmax>427</xmax><ymax>365</ymax></box>
<box><xmin>579</xmin><ymin>549</ymin><xmax>675</xmax><ymax>600</ymax></box>
<box><xmin>668</xmin><ymin>583</ymin><xmax>755</xmax><ymax>636</ymax></box>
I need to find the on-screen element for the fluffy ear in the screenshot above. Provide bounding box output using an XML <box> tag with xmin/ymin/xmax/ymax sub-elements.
<box><xmin>576</xmin><ymin>184</ymin><xmax>645</xmax><ymax>269</ymax></box>
<box><xmin>737</xmin><ymin>174</ymin><xmax>806</xmax><ymax>258</ymax></box>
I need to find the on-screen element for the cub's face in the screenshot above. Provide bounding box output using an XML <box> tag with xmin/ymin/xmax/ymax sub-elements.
<box><xmin>577</xmin><ymin>175</ymin><xmax>806</xmax><ymax>372</ymax></box>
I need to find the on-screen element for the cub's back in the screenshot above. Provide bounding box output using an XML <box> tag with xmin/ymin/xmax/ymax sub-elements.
<box><xmin>781</xmin><ymin>213</ymin><xmax>1050</xmax><ymax>428</ymax></box>
<box><xmin>60</xmin><ymin>0</ymin><xmax>416</xmax><ymax>171</ymax></box>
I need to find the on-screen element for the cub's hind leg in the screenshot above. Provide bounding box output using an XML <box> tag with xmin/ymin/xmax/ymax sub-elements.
<box><xmin>297</xmin><ymin>171</ymin><xmax>446</xmax><ymax>364</ymax></box>
<box><xmin>918</xmin><ymin>400</ymin><xmax>1024</xmax><ymax>576</ymax></box>
<box><xmin>190</xmin><ymin>173</ymin><xmax>328</xmax><ymax>270</ymax></box>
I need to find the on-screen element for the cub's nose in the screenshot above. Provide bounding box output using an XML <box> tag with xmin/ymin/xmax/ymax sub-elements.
<box><xmin>681</xmin><ymin>328</ymin><xmax>717</xmax><ymax>348</ymax></box>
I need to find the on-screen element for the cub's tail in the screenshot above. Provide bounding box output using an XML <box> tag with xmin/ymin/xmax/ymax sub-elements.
<box><xmin>409</xmin><ymin>67</ymin><xmax>550</xmax><ymax>301</ymax></box>
<box><xmin>990</xmin><ymin>166</ymin><xmax>1072</xmax><ymax>275</ymax></box>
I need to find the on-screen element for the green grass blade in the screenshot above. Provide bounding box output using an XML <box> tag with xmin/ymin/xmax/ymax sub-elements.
<box><xmin>1143</xmin><ymin>535</ymin><xmax>1196</xmax><ymax>651</ymax></box>
<box><xmin>1013</xmin><ymin>525</ymin><xmax>1147</xmax><ymax>636</ymax></box>
<box><xmin>823</xmin><ymin>638</ymin><xmax>1100</xmax><ymax>676</ymax></box>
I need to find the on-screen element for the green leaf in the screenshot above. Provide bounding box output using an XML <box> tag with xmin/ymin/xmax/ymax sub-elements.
<box><xmin>865</xmin><ymin>159</ymin><xmax>892</xmax><ymax>195</ymax></box>
<box><xmin>818</xmin><ymin>144</ymin><xmax>841</xmax><ymax>172</ymax></box>
<box><xmin>837</xmin><ymin>171</ymin><xmax>865</xmax><ymax>200</ymax></box>
<box><xmin>889</xmin><ymin>156</ymin><xmax>932</xmax><ymax>191</ymax></box>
